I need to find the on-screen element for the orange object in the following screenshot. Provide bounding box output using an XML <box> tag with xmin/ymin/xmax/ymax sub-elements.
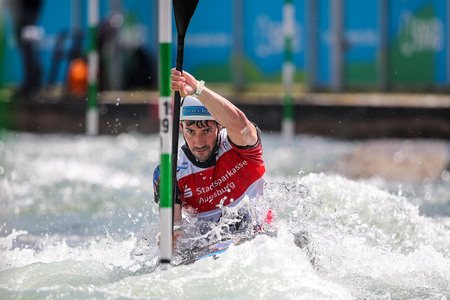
<box><xmin>67</xmin><ymin>58</ymin><xmax>88</xmax><ymax>97</ymax></box>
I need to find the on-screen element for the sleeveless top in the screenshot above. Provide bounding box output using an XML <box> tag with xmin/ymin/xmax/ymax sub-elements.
<box><xmin>176</xmin><ymin>127</ymin><xmax>265</xmax><ymax>222</ymax></box>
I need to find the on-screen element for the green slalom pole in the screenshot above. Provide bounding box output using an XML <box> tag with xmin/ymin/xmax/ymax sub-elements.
<box><xmin>86</xmin><ymin>0</ymin><xmax>99</xmax><ymax>135</ymax></box>
<box><xmin>282</xmin><ymin>0</ymin><xmax>295</xmax><ymax>145</ymax></box>
<box><xmin>158</xmin><ymin>0</ymin><xmax>173</xmax><ymax>264</ymax></box>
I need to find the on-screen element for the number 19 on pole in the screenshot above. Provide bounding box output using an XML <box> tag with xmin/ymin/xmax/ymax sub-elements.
<box><xmin>161</xmin><ymin>101</ymin><xmax>171</xmax><ymax>133</ymax></box>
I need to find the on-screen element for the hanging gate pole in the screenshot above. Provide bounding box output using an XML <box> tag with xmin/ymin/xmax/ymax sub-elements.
<box><xmin>86</xmin><ymin>0</ymin><xmax>99</xmax><ymax>135</ymax></box>
<box><xmin>282</xmin><ymin>0</ymin><xmax>295</xmax><ymax>145</ymax></box>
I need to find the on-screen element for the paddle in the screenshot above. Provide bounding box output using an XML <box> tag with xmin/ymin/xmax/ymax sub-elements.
<box><xmin>171</xmin><ymin>0</ymin><xmax>199</xmax><ymax>237</ymax></box>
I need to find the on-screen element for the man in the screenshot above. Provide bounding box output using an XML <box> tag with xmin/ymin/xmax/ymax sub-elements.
<box><xmin>154</xmin><ymin>68</ymin><xmax>266</xmax><ymax>233</ymax></box>
<box><xmin>7</xmin><ymin>0</ymin><xmax>43</xmax><ymax>98</ymax></box>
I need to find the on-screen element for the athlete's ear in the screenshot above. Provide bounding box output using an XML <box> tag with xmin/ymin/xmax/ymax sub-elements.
<box><xmin>179</xmin><ymin>121</ymin><xmax>183</xmax><ymax>131</ymax></box>
<box><xmin>217</xmin><ymin>123</ymin><xmax>222</xmax><ymax>131</ymax></box>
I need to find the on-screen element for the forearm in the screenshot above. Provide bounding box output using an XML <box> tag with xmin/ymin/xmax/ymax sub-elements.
<box><xmin>170</xmin><ymin>68</ymin><xmax>258</xmax><ymax>146</ymax></box>
<box><xmin>198</xmin><ymin>86</ymin><xmax>258</xmax><ymax>146</ymax></box>
<box><xmin>197</xmin><ymin>87</ymin><xmax>244</xmax><ymax>129</ymax></box>
<box><xmin>174</xmin><ymin>204</ymin><xmax>182</xmax><ymax>223</ymax></box>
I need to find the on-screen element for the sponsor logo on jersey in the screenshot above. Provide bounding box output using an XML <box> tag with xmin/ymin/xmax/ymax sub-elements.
<box><xmin>184</xmin><ymin>187</ymin><xmax>193</xmax><ymax>198</ymax></box>
<box><xmin>177</xmin><ymin>161</ymin><xmax>189</xmax><ymax>171</ymax></box>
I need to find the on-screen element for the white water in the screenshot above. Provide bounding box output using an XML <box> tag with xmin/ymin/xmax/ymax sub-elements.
<box><xmin>1</xmin><ymin>131</ymin><xmax>449</xmax><ymax>299</ymax></box>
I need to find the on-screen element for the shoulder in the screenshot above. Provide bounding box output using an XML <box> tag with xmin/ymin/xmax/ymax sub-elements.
<box><xmin>219</xmin><ymin>126</ymin><xmax>264</xmax><ymax>165</ymax></box>
<box><xmin>225</xmin><ymin>123</ymin><xmax>262</xmax><ymax>150</ymax></box>
<box><xmin>225</xmin><ymin>119</ymin><xmax>259</xmax><ymax>148</ymax></box>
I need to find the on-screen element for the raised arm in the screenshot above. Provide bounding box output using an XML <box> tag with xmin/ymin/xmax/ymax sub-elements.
<box><xmin>171</xmin><ymin>69</ymin><xmax>258</xmax><ymax>147</ymax></box>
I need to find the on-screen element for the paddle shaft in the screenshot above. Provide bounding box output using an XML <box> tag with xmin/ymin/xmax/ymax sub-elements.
<box><xmin>171</xmin><ymin>39</ymin><xmax>184</xmax><ymax>222</ymax></box>
<box><xmin>171</xmin><ymin>0</ymin><xmax>198</xmax><ymax>224</ymax></box>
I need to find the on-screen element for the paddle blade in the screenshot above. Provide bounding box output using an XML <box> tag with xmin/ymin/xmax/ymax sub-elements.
<box><xmin>173</xmin><ymin>0</ymin><xmax>199</xmax><ymax>38</ymax></box>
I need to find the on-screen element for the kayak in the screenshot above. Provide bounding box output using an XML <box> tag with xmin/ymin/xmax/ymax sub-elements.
<box><xmin>173</xmin><ymin>210</ymin><xmax>275</xmax><ymax>266</ymax></box>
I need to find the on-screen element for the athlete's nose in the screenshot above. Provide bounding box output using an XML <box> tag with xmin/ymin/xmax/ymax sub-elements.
<box><xmin>193</xmin><ymin>133</ymin><xmax>207</xmax><ymax>147</ymax></box>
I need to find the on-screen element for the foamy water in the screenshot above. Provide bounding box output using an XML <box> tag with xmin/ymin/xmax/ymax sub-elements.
<box><xmin>0</xmin><ymin>131</ymin><xmax>449</xmax><ymax>299</ymax></box>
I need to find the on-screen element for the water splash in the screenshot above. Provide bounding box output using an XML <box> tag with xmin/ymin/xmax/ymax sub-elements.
<box><xmin>1</xmin><ymin>132</ymin><xmax>449</xmax><ymax>299</ymax></box>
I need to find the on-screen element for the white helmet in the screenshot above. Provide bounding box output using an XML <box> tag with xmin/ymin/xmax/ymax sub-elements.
<box><xmin>180</xmin><ymin>96</ymin><xmax>215</xmax><ymax>121</ymax></box>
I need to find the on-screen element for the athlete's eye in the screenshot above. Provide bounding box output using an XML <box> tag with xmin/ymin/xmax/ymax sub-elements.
<box><xmin>203</xmin><ymin>129</ymin><xmax>212</xmax><ymax>134</ymax></box>
<box><xmin>186</xmin><ymin>129</ymin><xmax>194</xmax><ymax>135</ymax></box>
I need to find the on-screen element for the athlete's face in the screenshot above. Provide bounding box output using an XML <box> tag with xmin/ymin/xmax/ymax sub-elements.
<box><xmin>181</xmin><ymin>120</ymin><xmax>220</xmax><ymax>162</ymax></box>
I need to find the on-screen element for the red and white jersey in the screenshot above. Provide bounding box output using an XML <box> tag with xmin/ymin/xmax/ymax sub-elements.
<box><xmin>177</xmin><ymin>128</ymin><xmax>265</xmax><ymax>221</ymax></box>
